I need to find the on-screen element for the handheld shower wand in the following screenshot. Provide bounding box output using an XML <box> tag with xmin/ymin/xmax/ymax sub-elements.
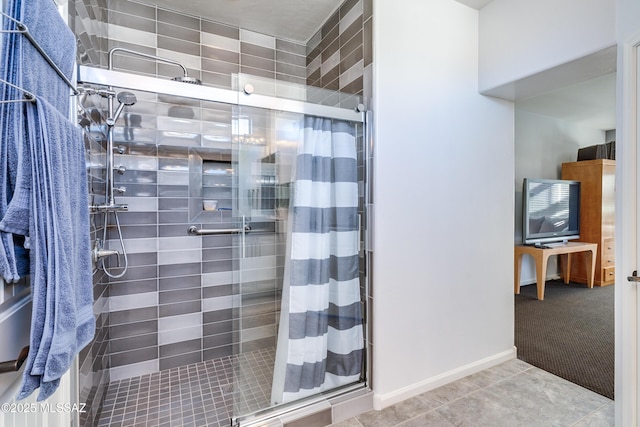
<box><xmin>107</xmin><ymin>91</ymin><xmax>137</xmax><ymax>127</ymax></box>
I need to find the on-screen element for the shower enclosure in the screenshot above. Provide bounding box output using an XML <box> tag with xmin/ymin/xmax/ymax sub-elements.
<box><xmin>78</xmin><ymin>66</ymin><xmax>369</xmax><ymax>426</ymax></box>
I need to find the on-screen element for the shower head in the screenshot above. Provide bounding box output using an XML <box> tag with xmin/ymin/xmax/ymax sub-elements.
<box><xmin>117</xmin><ymin>91</ymin><xmax>137</xmax><ymax>106</ymax></box>
<box><xmin>172</xmin><ymin>75</ymin><xmax>202</xmax><ymax>85</ymax></box>
<box><xmin>109</xmin><ymin>91</ymin><xmax>137</xmax><ymax>126</ymax></box>
<box><xmin>108</xmin><ymin>48</ymin><xmax>202</xmax><ymax>85</ymax></box>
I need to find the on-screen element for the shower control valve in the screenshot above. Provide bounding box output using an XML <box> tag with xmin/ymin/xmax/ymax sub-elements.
<box><xmin>92</xmin><ymin>239</ymin><xmax>120</xmax><ymax>264</ymax></box>
<box><xmin>97</xmin><ymin>89</ymin><xmax>116</xmax><ymax>98</ymax></box>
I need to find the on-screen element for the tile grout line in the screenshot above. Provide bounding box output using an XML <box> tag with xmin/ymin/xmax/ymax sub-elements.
<box><xmin>569</xmin><ymin>400</ymin><xmax>615</xmax><ymax>427</ymax></box>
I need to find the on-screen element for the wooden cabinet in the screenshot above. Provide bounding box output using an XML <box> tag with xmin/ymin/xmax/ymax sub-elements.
<box><xmin>561</xmin><ymin>159</ymin><xmax>615</xmax><ymax>286</ymax></box>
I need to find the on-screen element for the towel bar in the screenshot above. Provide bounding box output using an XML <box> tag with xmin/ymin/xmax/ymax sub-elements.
<box><xmin>187</xmin><ymin>225</ymin><xmax>251</xmax><ymax>236</ymax></box>
<box><xmin>0</xmin><ymin>346</ymin><xmax>29</xmax><ymax>374</ymax></box>
<box><xmin>0</xmin><ymin>78</ymin><xmax>36</xmax><ymax>103</ymax></box>
<box><xmin>0</xmin><ymin>12</ymin><xmax>79</xmax><ymax>95</ymax></box>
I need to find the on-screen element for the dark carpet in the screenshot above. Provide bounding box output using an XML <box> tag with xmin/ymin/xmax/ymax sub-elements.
<box><xmin>515</xmin><ymin>280</ymin><xmax>614</xmax><ymax>399</ymax></box>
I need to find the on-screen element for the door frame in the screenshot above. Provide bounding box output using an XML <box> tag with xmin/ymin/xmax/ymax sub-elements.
<box><xmin>616</xmin><ymin>34</ymin><xmax>640</xmax><ymax>426</ymax></box>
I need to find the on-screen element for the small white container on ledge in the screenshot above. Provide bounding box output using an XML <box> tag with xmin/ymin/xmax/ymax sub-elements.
<box><xmin>203</xmin><ymin>200</ymin><xmax>218</xmax><ymax>211</ymax></box>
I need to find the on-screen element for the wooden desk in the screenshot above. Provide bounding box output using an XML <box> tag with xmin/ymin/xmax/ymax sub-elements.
<box><xmin>514</xmin><ymin>242</ymin><xmax>598</xmax><ymax>300</ymax></box>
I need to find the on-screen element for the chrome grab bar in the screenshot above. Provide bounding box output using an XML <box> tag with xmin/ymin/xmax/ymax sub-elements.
<box><xmin>0</xmin><ymin>346</ymin><xmax>29</xmax><ymax>374</ymax></box>
<box><xmin>187</xmin><ymin>225</ymin><xmax>251</xmax><ymax>236</ymax></box>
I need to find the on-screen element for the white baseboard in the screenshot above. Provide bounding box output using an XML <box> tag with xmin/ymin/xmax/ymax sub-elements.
<box><xmin>372</xmin><ymin>347</ymin><xmax>516</xmax><ymax>410</ymax></box>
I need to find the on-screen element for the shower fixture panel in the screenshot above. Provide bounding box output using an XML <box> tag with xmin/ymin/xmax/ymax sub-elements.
<box><xmin>87</xmin><ymin>89</ymin><xmax>138</xmax><ymax>279</ymax></box>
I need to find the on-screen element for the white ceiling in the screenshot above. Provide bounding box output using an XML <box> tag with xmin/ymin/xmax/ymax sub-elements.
<box><xmin>453</xmin><ymin>0</ymin><xmax>495</xmax><ymax>9</ymax></box>
<box><xmin>516</xmin><ymin>73</ymin><xmax>616</xmax><ymax>130</ymax></box>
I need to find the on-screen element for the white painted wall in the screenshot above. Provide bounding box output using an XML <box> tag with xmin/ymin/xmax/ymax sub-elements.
<box><xmin>514</xmin><ymin>109</ymin><xmax>606</xmax><ymax>284</ymax></box>
<box><xmin>614</xmin><ymin>1</ymin><xmax>640</xmax><ymax>424</ymax></box>
<box><xmin>372</xmin><ymin>0</ymin><xmax>514</xmax><ymax>408</ymax></box>
<box><xmin>479</xmin><ymin>0</ymin><xmax>615</xmax><ymax>93</ymax></box>
<box><xmin>616</xmin><ymin>0</ymin><xmax>640</xmax><ymax>41</ymax></box>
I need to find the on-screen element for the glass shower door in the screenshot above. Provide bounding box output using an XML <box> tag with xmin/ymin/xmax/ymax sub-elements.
<box><xmin>77</xmin><ymin>65</ymin><xmax>367</xmax><ymax>427</ymax></box>
<box><xmin>231</xmin><ymin>104</ymin><xmax>367</xmax><ymax>423</ymax></box>
<box><xmin>230</xmin><ymin>105</ymin><xmax>298</xmax><ymax>420</ymax></box>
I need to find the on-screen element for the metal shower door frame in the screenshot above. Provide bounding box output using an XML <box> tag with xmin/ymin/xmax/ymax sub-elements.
<box><xmin>77</xmin><ymin>65</ymin><xmax>372</xmax><ymax>425</ymax></box>
<box><xmin>77</xmin><ymin>66</ymin><xmax>364</xmax><ymax>123</ymax></box>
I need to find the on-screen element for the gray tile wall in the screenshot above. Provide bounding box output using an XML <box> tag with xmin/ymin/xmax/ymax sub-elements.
<box><xmin>89</xmin><ymin>94</ymin><xmax>290</xmax><ymax>381</ymax></box>
<box><xmin>306</xmin><ymin>0</ymin><xmax>373</xmax><ymax>106</ymax></box>
<box><xmin>72</xmin><ymin>0</ymin><xmax>109</xmax><ymax>67</ymax></box>
<box><xmin>102</xmin><ymin>0</ymin><xmax>371</xmax><ymax>107</ymax></box>
<box><xmin>71</xmin><ymin>1</ymin><xmax>112</xmax><ymax>426</ymax></box>
<box><xmin>105</xmin><ymin>0</ymin><xmax>307</xmax><ymax>89</ymax></box>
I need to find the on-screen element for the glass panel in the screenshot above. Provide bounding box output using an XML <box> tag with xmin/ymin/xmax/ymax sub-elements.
<box><xmin>231</xmin><ymin>105</ymin><xmax>298</xmax><ymax>418</ymax></box>
<box><xmin>80</xmin><ymin>75</ymin><xmax>366</xmax><ymax>427</ymax></box>
<box><xmin>231</xmin><ymin>107</ymin><xmax>367</xmax><ymax>422</ymax></box>
<box><xmin>235</xmin><ymin>72</ymin><xmax>363</xmax><ymax>110</ymax></box>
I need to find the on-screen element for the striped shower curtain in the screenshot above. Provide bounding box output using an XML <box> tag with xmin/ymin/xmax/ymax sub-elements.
<box><xmin>271</xmin><ymin>116</ymin><xmax>364</xmax><ymax>405</ymax></box>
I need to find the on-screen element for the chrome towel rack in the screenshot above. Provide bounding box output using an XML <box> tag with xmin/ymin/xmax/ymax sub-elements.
<box><xmin>0</xmin><ymin>11</ymin><xmax>79</xmax><ymax>95</ymax></box>
<box><xmin>0</xmin><ymin>346</ymin><xmax>29</xmax><ymax>374</ymax></box>
<box><xmin>0</xmin><ymin>78</ymin><xmax>36</xmax><ymax>103</ymax></box>
<box><xmin>187</xmin><ymin>225</ymin><xmax>251</xmax><ymax>236</ymax></box>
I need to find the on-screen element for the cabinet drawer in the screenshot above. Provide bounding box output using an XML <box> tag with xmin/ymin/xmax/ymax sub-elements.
<box><xmin>602</xmin><ymin>255</ymin><xmax>615</xmax><ymax>267</ymax></box>
<box><xmin>601</xmin><ymin>238</ymin><xmax>615</xmax><ymax>268</ymax></box>
<box><xmin>602</xmin><ymin>266</ymin><xmax>615</xmax><ymax>282</ymax></box>
<box><xmin>602</xmin><ymin>238</ymin><xmax>615</xmax><ymax>257</ymax></box>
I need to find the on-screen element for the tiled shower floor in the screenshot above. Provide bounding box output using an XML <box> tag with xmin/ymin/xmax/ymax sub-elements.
<box><xmin>97</xmin><ymin>347</ymin><xmax>276</xmax><ymax>427</ymax></box>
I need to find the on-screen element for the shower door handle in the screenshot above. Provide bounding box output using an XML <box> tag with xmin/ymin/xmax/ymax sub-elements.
<box><xmin>242</xmin><ymin>216</ymin><xmax>247</xmax><ymax>259</ymax></box>
<box><xmin>187</xmin><ymin>225</ymin><xmax>251</xmax><ymax>236</ymax></box>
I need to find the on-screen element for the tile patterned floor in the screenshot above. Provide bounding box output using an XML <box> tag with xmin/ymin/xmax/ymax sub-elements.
<box><xmin>331</xmin><ymin>359</ymin><xmax>615</xmax><ymax>427</ymax></box>
<box><xmin>97</xmin><ymin>347</ymin><xmax>275</xmax><ymax>427</ymax></box>
<box><xmin>98</xmin><ymin>355</ymin><xmax>615</xmax><ymax>427</ymax></box>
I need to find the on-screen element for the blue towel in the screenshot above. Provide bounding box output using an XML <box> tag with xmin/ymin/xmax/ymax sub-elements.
<box><xmin>3</xmin><ymin>98</ymin><xmax>95</xmax><ymax>401</ymax></box>
<box><xmin>0</xmin><ymin>0</ymin><xmax>95</xmax><ymax>401</ymax></box>
<box><xmin>0</xmin><ymin>0</ymin><xmax>26</xmax><ymax>282</ymax></box>
<box><xmin>21</xmin><ymin>0</ymin><xmax>76</xmax><ymax>114</ymax></box>
<box><xmin>0</xmin><ymin>0</ymin><xmax>76</xmax><ymax>282</ymax></box>
<box><xmin>0</xmin><ymin>96</ymin><xmax>30</xmax><ymax>280</ymax></box>
<box><xmin>0</xmin><ymin>98</ymin><xmax>23</xmax><ymax>281</ymax></box>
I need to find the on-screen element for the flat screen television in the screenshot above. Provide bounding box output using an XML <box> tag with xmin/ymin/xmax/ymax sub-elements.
<box><xmin>522</xmin><ymin>178</ymin><xmax>581</xmax><ymax>245</ymax></box>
